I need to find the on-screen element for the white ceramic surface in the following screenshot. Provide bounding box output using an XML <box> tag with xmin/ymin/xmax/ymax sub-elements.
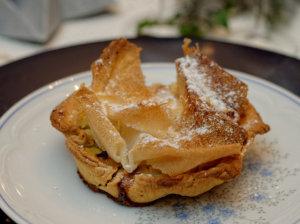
<box><xmin>0</xmin><ymin>63</ymin><xmax>299</xmax><ymax>224</ymax></box>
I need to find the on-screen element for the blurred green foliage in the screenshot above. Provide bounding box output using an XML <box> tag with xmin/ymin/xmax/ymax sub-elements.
<box><xmin>137</xmin><ymin>0</ymin><xmax>299</xmax><ymax>37</ymax></box>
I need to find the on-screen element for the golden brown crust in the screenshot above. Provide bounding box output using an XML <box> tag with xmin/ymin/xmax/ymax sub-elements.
<box><xmin>50</xmin><ymin>91</ymin><xmax>86</xmax><ymax>134</ymax></box>
<box><xmin>182</xmin><ymin>38</ymin><xmax>248</xmax><ymax>116</ymax></box>
<box><xmin>91</xmin><ymin>38</ymin><xmax>150</xmax><ymax>101</ymax></box>
<box><xmin>240</xmin><ymin>100</ymin><xmax>270</xmax><ymax>139</ymax></box>
<box><xmin>70</xmin><ymin>137</ymin><xmax>242</xmax><ymax>205</ymax></box>
<box><xmin>175</xmin><ymin>51</ymin><xmax>248</xmax><ymax>151</ymax></box>
<box><xmin>50</xmin><ymin>38</ymin><xmax>270</xmax><ymax>205</ymax></box>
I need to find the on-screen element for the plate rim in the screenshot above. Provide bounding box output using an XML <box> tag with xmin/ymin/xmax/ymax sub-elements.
<box><xmin>0</xmin><ymin>62</ymin><xmax>299</xmax><ymax>224</ymax></box>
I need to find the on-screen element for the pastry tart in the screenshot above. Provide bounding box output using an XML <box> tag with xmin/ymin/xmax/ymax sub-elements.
<box><xmin>50</xmin><ymin>39</ymin><xmax>269</xmax><ymax>205</ymax></box>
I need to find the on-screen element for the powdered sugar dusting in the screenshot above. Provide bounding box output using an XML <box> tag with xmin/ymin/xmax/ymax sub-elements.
<box><xmin>177</xmin><ymin>56</ymin><xmax>229</xmax><ymax>113</ymax></box>
<box><xmin>139</xmin><ymin>133</ymin><xmax>157</xmax><ymax>144</ymax></box>
<box><xmin>195</xmin><ymin>125</ymin><xmax>210</xmax><ymax>135</ymax></box>
<box><xmin>139</xmin><ymin>133</ymin><xmax>180</xmax><ymax>148</ymax></box>
<box><xmin>108</xmin><ymin>90</ymin><xmax>175</xmax><ymax>113</ymax></box>
<box><xmin>176</xmin><ymin>125</ymin><xmax>211</xmax><ymax>143</ymax></box>
<box><xmin>95</xmin><ymin>58</ymin><xmax>103</xmax><ymax>65</ymax></box>
<box><xmin>110</xmin><ymin>103</ymin><xmax>139</xmax><ymax>112</ymax></box>
<box><xmin>137</xmin><ymin>124</ymin><xmax>211</xmax><ymax>149</ymax></box>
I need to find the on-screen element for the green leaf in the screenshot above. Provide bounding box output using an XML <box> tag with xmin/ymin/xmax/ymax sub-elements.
<box><xmin>137</xmin><ymin>19</ymin><xmax>159</xmax><ymax>35</ymax></box>
<box><xmin>179</xmin><ymin>23</ymin><xmax>201</xmax><ymax>37</ymax></box>
<box><xmin>212</xmin><ymin>9</ymin><xmax>229</xmax><ymax>28</ymax></box>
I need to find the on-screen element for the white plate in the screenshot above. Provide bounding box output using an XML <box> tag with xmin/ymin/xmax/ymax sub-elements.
<box><xmin>0</xmin><ymin>63</ymin><xmax>300</xmax><ymax>224</ymax></box>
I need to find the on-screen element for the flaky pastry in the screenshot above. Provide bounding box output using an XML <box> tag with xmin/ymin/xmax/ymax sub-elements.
<box><xmin>50</xmin><ymin>39</ymin><xmax>269</xmax><ymax>205</ymax></box>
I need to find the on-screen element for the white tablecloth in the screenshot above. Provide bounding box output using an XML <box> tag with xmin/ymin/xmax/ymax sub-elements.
<box><xmin>0</xmin><ymin>0</ymin><xmax>299</xmax><ymax>66</ymax></box>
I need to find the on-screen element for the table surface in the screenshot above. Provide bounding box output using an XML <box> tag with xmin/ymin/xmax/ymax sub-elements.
<box><xmin>0</xmin><ymin>37</ymin><xmax>299</xmax><ymax>224</ymax></box>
